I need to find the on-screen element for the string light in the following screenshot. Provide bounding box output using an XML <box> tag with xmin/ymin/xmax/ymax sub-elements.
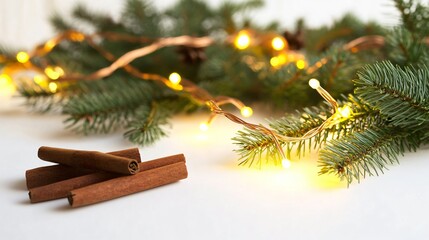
<box><xmin>33</xmin><ymin>75</ymin><xmax>47</xmax><ymax>85</ymax></box>
<box><xmin>16</xmin><ymin>51</ymin><xmax>30</xmax><ymax>63</ymax></box>
<box><xmin>234</xmin><ymin>30</ymin><xmax>251</xmax><ymax>50</ymax></box>
<box><xmin>337</xmin><ymin>105</ymin><xmax>352</xmax><ymax>119</ymax></box>
<box><xmin>14</xmin><ymin>29</ymin><xmax>361</xmax><ymax>169</ymax></box>
<box><xmin>271</xmin><ymin>36</ymin><xmax>286</xmax><ymax>51</ymax></box>
<box><xmin>270</xmin><ymin>54</ymin><xmax>288</xmax><ymax>68</ymax></box>
<box><xmin>168</xmin><ymin>72</ymin><xmax>182</xmax><ymax>85</ymax></box>
<box><xmin>308</xmin><ymin>78</ymin><xmax>320</xmax><ymax>89</ymax></box>
<box><xmin>0</xmin><ymin>74</ymin><xmax>11</xmax><ymax>85</ymax></box>
<box><xmin>240</xmin><ymin>106</ymin><xmax>253</xmax><ymax>117</ymax></box>
<box><xmin>2</xmin><ymin>28</ymin><xmax>387</xmax><ymax>170</ymax></box>
<box><xmin>296</xmin><ymin>59</ymin><xmax>306</xmax><ymax>70</ymax></box>
<box><xmin>44</xmin><ymin>66</ymin><xmax>64</xmax><ymax>80</ymax></box>
<box><xmin>0</xmin><ymin>74</ymin><xmax>16</xmax><ymax>96</ymax></box>
<box><xmin>48</xmin><ymin>82</ymin><xmax>58</xmax><ymax>92</ymax></box>
<box><xmin>281</xmin><ymin>158</ymin><xmax>291</xmax><ymax>169</ymax></box>
<box><xmin>199</xmin><ymin>122</ymin><xmax>210</xmax><ymax>131</ymax></box>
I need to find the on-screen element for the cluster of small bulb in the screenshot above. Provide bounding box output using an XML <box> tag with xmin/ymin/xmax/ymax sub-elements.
<box><xmin>0</xmin><ymin>51</ymin><xmax>67</xmax><ymax>95</ymax></box>
<box><xmin>233</xmin><ymin>30</ymin><xmax>307</xmax><ymax>70</ymax></box>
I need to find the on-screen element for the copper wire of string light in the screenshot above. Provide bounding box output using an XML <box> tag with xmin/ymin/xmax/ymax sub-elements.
<box><xmin>40</xmin><ymin>31</ymin><xmax>250</xmax><ymax>116</ymax></box>
<box><xmin>305</xmin><ymin>35</ymin><xmax>386</xmax><ymax>75</ymax></box>
<box><xmin>208</xmin><ymin>78</ymin><xmax>344</xmax><ymax>164</ymax></box>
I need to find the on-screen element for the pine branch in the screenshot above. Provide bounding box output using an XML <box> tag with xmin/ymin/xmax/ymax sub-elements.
<box><xmin>120</xmin><ymin>0</ymin><xmax>162</xmax><ymax>37</ymax></box>
<box><xmin>0</xmin><ymin>44</ymin><xmax>16</xmax><ymax>61</ymax></box>
<box><xmin>49</xmin><ymin>13</ymin><xmax>74</xmax><ymax>32</ymax></box>
<box><xmin>385</xmin><ymin>28</ymin><xmax>429</xmax><ymax>66</ymax></box>
<box><xmin>394</xmin><ymin>0</ymin><xmax>429</xmax><ymax>37</ymax></box>
<box><xmin>319</xmin><ymin>126</ymin><xmax>421</xmax><ymax>184</ymax></box>
<box><xmin>18</xmin><ymin>84</ymin><xmax>61</xmax><ymax>112</ymax></box>
<box><xmin>309</xmin><ymin>45</ymin><xmax>359</xmax><ymax>94</ymax></box>
<box><xmin>218</xmin><ymin>0</ymin><xmax>264</xmax><ymax>27</ymax></box>
<box><xmin>72</xmin><ymin>3</ymin><xmax>119</xmax><ymax>31</ymax></box>
<box><xmin>63</xmin><ymin>78</ymin><xmax>154</xmax><ymax>135</ymax></box>
<box><xmin>304</xmin><ymin>13</ymin><xmax>385</xmax><ymax>53</ymax></box>
<box><xmin>124</xmin><ymin>102</ymin><xmax>171</xmax><ymax>145</ymax></box>
<box><xmin>233</xmin><ymin>95</ymin><xmax>383</xmax><ymax>167</ymax></box>
<box><xmin>355</xmin><ymin>61</ymin><xmax>429</xmax><ymax>130</ymax></box>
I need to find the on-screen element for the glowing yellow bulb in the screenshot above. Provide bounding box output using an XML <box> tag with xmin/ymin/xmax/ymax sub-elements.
<box><xmin>271</xmin><ymin>36</ymin><xmax>286</xmax><ymax>51</ymax></box>
<box><xmin>34</xmin><ymin>75</ymin><xmax>47</xmax><ymax>85</ymax></box>
<box><xmin>296</xmin><ymin>59</ymin><xmax>306</xmax><ymax>70</ymax></box>
<box><xmin>44</xmin><ymin>66</ymin><xmax>64</xmax><ymax>80</ymax></box>
<box><xmin>270</xmin><ymin>54</ymin><xmax>288</xmax><ymax>68</ymax></box>
<box><xmin>338</xmin><ymin>105</ymin><xmax>352</xmax><ymax>119</ymax></box>
<box><xmin>0</xmin><ymin>74</ymin><xmax>16</xmax><ymax>96</ymax></box>
<box><xmin>199</xmin><ymin>122</ymin><xmax>209</xmax><ymax>132</ymax></box>
<box><xmin>234</xmin><ymin>31</ymin><xmax>251</xmax><ymax>50</ymax></box>
<box><xmin>168</xmin><ymin>72</ymin><xmax>182</xmax><ymax>85</ymax></box>
<box><xmin>281</xmin><ymin>158</ymin><xmax>291</xmax><ymax>169</ymax></box>
<box><xmin>16</xmin><ymin>51</ymin><xmax>30</xmax><ymax>63</ymax></box>
<box><xmin>270</xmin><ymin>56</ymin><xmax>280</xmax><ymax>67</ymax></box>
<box><xmin>48</xmin><ymin>82</ymin><xmax>58</xmax><ymax>92</ymax></box>
<box><xmin>0</xmin><ymin>74</ymin><xmax>12</xmax><ymax>85</ymax></box>
<box><xmin>308</xmin><ymin>78</ymin><xmax>320</xmax><ymax>89</ymax></box>
<box><xmin>240</xmin><ymin>106</ymin><xmax>253</xmax><ymax>117</ymax></box>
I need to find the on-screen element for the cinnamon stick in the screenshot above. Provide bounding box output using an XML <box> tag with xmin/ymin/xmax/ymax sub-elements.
<box><xmin>26</xmin><ymin>148</ymin><xmax>141</xmax><ymax>189</ymax></box>
<box><xmin>68</xmin><ymin>162</ymin><xmax>188</xmax><ymax>207</ymax></box>
<box><xmin>38</xmin><ymin>146</ymin><xmax>140</xmax><ymax>175</ymax></box>
<box><xmin>29</xmin><ymin>154</ymin><xmax>185</xmax><ymax>203</ymax></box>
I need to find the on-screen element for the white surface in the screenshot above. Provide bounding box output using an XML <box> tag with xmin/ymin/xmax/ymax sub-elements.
<box><xmin>1</xmin><ymin>98</ymin><xmax>429</xmax><ymax>240</ymax></box>
<box><xmin>1</xmin><ymin>0</ymin><xmax>398</xmax><ymax>48</ymax></box>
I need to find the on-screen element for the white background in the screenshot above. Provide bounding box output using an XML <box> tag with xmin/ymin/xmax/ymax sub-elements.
<box><xmin>1</xmin><ymin>1</ymin><xmax>429</xmax><ymax>240</ymax></box>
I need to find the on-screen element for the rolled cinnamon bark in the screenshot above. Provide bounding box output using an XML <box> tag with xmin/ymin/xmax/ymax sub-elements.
<box><xmin>38</xmin><ymin>146</ymin><xmax>140</xmax><ymax>175</ymax></box>
<box><xmin>26</xmin><ymin>148</ymin><xmax>140</xmax><ymax>189</ymax></box>
<box><xmin>29</xmin><ymin>154</ymin><xmax>185</xmax><ymax>203</ymax></box>
<box><xmin>68</xmin><ymin>162</ymin><xmax>188</xmax><ymax>207</ymax></box>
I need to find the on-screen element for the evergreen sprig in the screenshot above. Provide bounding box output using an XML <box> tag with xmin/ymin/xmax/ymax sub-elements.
<box><xmin>355</xmin><ymin>61</ymin><xmax>429</xmax><ymax>129</ymax></box>
<box><xmin>319</xmin><ymin>126</ymin><xmax>421</xmax><ymax>183</ymax></box>
<box><xmin>233</xmin><ymin>95</ymin><xmax>384</xmax><ymax>167</ymax></box>
<box><xmin>124</xmin><ymin>102</ymin><xmax>171</xmax><ymax>145</ymax></box>
<box><xmin>63</xmin><ymin>78</ymin><xmax>154</xmax><ymax>135</ymax></box>
<box><xmin>231</xmin><ymin>0</ymin><xmax>429</xmax><ymax>183</ymax></box>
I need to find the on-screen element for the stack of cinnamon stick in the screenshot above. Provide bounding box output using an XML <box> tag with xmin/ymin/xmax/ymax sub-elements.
<box><xmin>26</xmin><ymin>146</ymin><xmax>188</xmax><ymax>207</ymax></box>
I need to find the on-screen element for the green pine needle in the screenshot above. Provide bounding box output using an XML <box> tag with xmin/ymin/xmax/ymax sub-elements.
<box><xmin>63</xmin><ymin>78</ymin><xmax>153</xmax><ymax>134</ymax></box>
<box><xmin>319</xmin><ymin>126</ymin><xmax>421</xmax><ymax>184</ymax></box>
<box><xmin>355</xmin><ymin>61</ymin><xmax>429</xmax><ymax>129</ymax></box>
<box><xmin>124</xmin><ymin>102</ymin><xmax>171</xmax><ymax>145</ymax></box>
<box><xmin>233</xmin><ymin>95</ymin><xmax>383</xmax><ymax>167</ymax></box>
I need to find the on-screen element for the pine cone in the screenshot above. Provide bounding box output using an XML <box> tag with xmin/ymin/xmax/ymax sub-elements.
<box><xmin>176</xmin><ymin>46</ymin><xmax>206</xmax><ymax>64</ymax></box>
<box><xmin>283</xmin><ymin>30</ymin><xmax>304</xmax><ymax>50</ymax></box>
